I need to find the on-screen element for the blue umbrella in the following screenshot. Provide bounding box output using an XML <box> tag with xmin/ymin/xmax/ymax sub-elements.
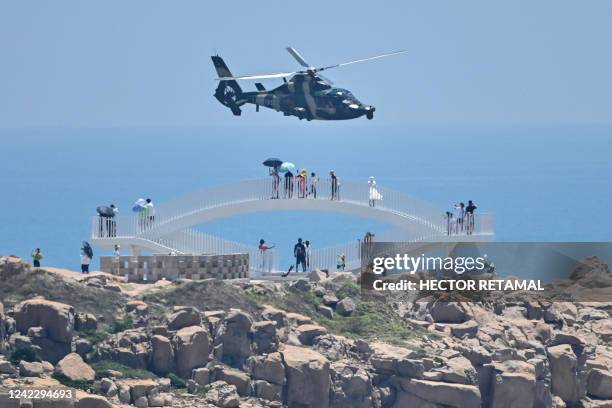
<box><xmin>132</xmin><ymin>198</ymin><xmax>146</xmax><ymax>212</ymax></box>
<box><xmin>279</xmin><ymin>162</ymin><xmax>296</xmax><ymax>173</ymax></box>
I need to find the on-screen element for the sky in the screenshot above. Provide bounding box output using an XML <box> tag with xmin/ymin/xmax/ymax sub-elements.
<box><xmin>0</xmin><ymin>0</ymin><xmax>611</xmax><ymax>128</ymax></box>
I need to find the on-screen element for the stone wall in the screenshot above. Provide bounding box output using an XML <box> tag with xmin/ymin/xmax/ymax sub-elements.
<box><xmin>100</xmin><ymin>254</ymin><xmax>249</xmax><ymax>282</ymax></box>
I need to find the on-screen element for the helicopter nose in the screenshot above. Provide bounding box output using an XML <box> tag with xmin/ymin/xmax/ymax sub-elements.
<box><xmin>364</xmin><ymin>105</ymin><xmax>375</xmax><ymax>119</ymax></box>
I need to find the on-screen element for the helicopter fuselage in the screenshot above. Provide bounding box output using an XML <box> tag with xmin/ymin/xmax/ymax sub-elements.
<box><xmin>233</xmin><ymin>74</ymin><xmax>375</xmax><ymax>121</ymax></box>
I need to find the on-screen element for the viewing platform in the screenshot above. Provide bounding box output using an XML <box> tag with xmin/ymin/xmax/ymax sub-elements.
<box><xmin>91</xmin><ymin>178</ymin><xmax>494</xmax><ymax>276</ymax></box>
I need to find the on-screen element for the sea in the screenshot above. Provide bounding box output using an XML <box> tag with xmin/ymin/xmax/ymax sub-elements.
<box><xmin>1</xmin><ymin>124</ymin><xmax>611</xmax><ymax>270</ymax></box>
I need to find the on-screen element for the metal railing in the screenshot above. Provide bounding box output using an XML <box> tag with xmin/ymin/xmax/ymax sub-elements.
<box><xmin>95</xmin><ymin>178</ymin><xmax>460</xmax><ymax>236</ymax></box>
<box><xmin>90</xmin><ymin>178</ymin><xmax>494</xmax><ymax>274</ymax></box>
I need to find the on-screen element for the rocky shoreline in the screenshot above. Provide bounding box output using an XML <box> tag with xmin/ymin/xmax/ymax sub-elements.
<box><xmin>0</xmin><ymin>255</ymin><xmax>611</xmax><ymax>407</ymax></box>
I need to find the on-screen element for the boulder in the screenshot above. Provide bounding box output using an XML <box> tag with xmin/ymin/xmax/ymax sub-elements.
<box><xmin>204</xmin><ymin>380</ymin><xmax>240</xmax><ymax>408</ymax></box>
<box><xmin>126</xmin><ymin>300</ymin><xmax>149</xmax><ymax>315</ymax></box>
<box><xmin>167</xmin><ymin>307</ymin><xmax>202</xmax><ymax>331</ymax></box>
<box><xmin>430</xmin><ymin>302</ymin><xmax>467</xmax><ymax>323</ymax></box>
<box><xmin>147</xmin><ymin>389</ymin><xmax>165</xmax><ymax>407</ymax></box>
<box><xmin>394</xmin><ymin>359</ymin><xmax>425</xmax><ymax>379</ymax></box>
<box><xmin>336</xmin><ymin>297</ymin><xmax>356</xmax><ymax>316</ymax></box>
<box><xmin>260</xmin><ymin>305</ymin><xmax>286</xmax><ymax>328</ymax></box>
<box><xmin>55</xmin><ymin>353</ymin><xmax>95</xmax><ymax>382</ymax></box>
<box><xmin>286</xmin><ymin>312</ymin><xmax>313</xmax><ymax>326</ymax></box>
<box><xmin>370</xmin><ymin>342</ymin><xmax>419</xmax><ymax>375</ymax></box>
<box><xmin>313</xmin><ymin>334</ymin><xmax>353</xmax><ymax>362</ymax></box>
<box><xmin>435</xmin><ymin>356</ymin><xmax>477</xmax><ymax>385</ymax></box>
<box><xmin>192</xmin><ymin>367</ymin><xmax>210</xmax><ymax>385</ymax></box>
<box><xmin>215</xmin><ymin>366</ymin><xmax>251</xmax><ymax>397</ymax></box>
<box><xmin>547</xmin><ymin>344</ymin><xmax>586</xmax><ymax>404</ymax></box>
<box><xmin>74</xmin><ymin>391</ymin><xmax>114</xmax><ymax>408</ymax></box>
<box><xmin>134</xmin><ymin>396</ymin><xmax>148</xmax><ymax>407</ymax></box>
<box><xmin>318</xmin><ymin>305</ymin><xmax>334</xmax><ymax>319</ymax></box>
<box><xmin>330</xmin><ymin>361</ymin><xmax>372</xmax><ymax>408</ymax></box>
<box><xmin>253</xmin><ymin>380</ymin><xmax>282</xmax><ymax>402</ymax></box>
<box><xmin>215</xmin><ymin>310</ymin><xmax>253</xmax><ymax>366</ymax></box>
<box><xmin>394</xmin><ymin>378</ymin><xmax>481</xmax><ymax>408</ymax></box>
<box><xmin>100</xmin><ymin>378</ymin><xmax>117</xmax><ymax>397</ymax></box>
<box><xmin>587</xmin><ymin>368</ymin><xmax>612</xmax><ymax>399</ymax></box>
<box><xmin>19</xmin><ymin>361</ymin><xmax>45</xmax><ymax>377</ymax></box>
<box><xmin>0</xmin><ymin>359</ymin><xmax>17</xmax><ymax>375</ymax></box>
<box><xmin>74</xmin><ymin>313</ymin><xmax>98</xmax><ymax>331</ymax></box>
<box><xmin>323</xmin><ymin>294</ymin><xmax>339</xmax><ymax>307</ymax></box>
<box><xmin>14</xmin><ymin>299</ymin><xmax>74</xmax><ymax>343</ymax></box>
<box><xmin>490</xmin><ymin>360</ymin><xmax>537</xmax><ymax>408</ymax></box>
<box><xmin>251</xmin><ymin>320</ymin><xmax>278</xmax><ymax>354</ymax></box>
<box><xmin>451</xmin><ymin>320</ymin><xmax>479</xmax><ymax>338</ymax></box>
<box><xmin>309</xmin><ymin>269</ymin><xmax>328</xmax><ymax>282</ymax></box>
<box><xmin>296</xmin><ymin>324</ymin><xmax>328</xmax><ymax>346</ymax></box>
<box><xmin>121</xmin><ymin>378</ymin><xmax>158</xmax><ymax>402</ymax></box>
<box><xmin>459</xmin><ymin>344</ymin><xmax>492</xmax><ymax>366</ymax></box>
<box><xmin>75</xmin><ymin>338</ymin><xmax>93</xmax><ymax>357</ymax></box>
<box><xmin>250</xmin><ymin>352</ymin><xmax>285</xmax><ymax>385</ymax></box>
<box><xmin>173</xmin><ymin>326</ymin><xmax>209</xmax><ymax>378</ymax></box>
<box><xmin>282</xmin><ymin>345</ymin><xmax>331</xmax><ymax>408</ymax></box>
<box><xmin>329</xmin><ymin>272</ymin><xmax>356</xmax><ymax>283</ymax></box>
<box><xmin>291</xmin><ymin>279</ymin><xmax>312</xmax><ymax>292</ymax></box>
<box><xmin>118</xmin><ymin>384</ymin><xmax>131</xmax><ymax>403</ymax></box>
<box><xmin>151</xmin><ymin>335</ymin><xmax>175</xmax><ymax>375</ymax></box>
<box><xmin>313</xmin><ymin>286</ymin><xmax>326</xmax><ymax>297</ymax></box>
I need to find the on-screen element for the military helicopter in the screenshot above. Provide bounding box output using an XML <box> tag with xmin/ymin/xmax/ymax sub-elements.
<box><xmin>211</xmin><ymin>47</ymin><xmax>406</xmax><ymax>121</ymax></box>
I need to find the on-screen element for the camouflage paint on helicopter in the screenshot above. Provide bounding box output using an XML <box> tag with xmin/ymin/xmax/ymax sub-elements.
<box><xmin>212</xmin><ymin>47</ymin><xmax>406</xmax><ymax>121</ymax></box>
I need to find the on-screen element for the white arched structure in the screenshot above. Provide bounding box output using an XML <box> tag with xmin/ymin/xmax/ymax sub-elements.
<box><xmin>91</xmin><ymin>178</ymin><xmax>494</xmax><ymax>274</ymax></box>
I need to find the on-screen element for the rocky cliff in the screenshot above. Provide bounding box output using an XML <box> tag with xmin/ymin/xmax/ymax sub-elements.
<box><xmin>0</xmin><ymin>255</ymin><xmax>611</xmax><ymax>407</ymax></box>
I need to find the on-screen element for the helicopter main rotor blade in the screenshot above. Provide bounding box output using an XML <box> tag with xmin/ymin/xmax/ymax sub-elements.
<box><xmin>217</xmin><ymin>71</ymin><xmax>297</xmax><ymax>81</ymax></box>
<box><xmin>286</xmin><ymin>47</ymin><xmax>310</xmax><ymax>68</ymax></box>
<box><xmin>316</xmin><ymin>50</ymin><xmax>407</xmax><ymax>72</ymax></box>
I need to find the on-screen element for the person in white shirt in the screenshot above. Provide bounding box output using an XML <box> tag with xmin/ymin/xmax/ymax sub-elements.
<box><xmin>454</xmin><ymin>202</ymin><xmax>465</xmax><ymax>233</ymax></box>
<box><xmin>368</xmin><ymin>176</ymin><xmax>382</xmax><ymax>207</ymax></box>
<box><xmin>310</xmin><ymin>172</ymin><xmax>318</xmax><ymax>198</ymax></box>
<box><xmin>144</xmin><ymin>198</ymin><xmax>155</xmax><ymax>227</ymax></box>
<box><xmin>80</xmin><ymin>251</ymin><xmax>91</xmax><ymax>274</ymax></box>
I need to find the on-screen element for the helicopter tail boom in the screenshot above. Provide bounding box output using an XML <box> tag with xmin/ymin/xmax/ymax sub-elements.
<box><xmin>212</xmin><ymin>56</ymin><xmax>244</xmax><ymax>116</ymax></box>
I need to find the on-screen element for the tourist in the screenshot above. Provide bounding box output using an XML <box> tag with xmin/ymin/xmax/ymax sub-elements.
<box><xmin>106</xmin><ymin>204</ymin><xmax>118</xmax><ymax>237</ymax></box>
<box><xmin>465</xmin><ymin>200</ymin><xmax>477</xmax><ymax>235</ymax></box>
<box><xmin>330</xmin><ymin>170</ymin><xmax>339</xmax><ymax>200</ymax></box>
<box><xmin>337</xmin><ymin>253</ymin><xmax>346</xmax><ymax>271</ymax></box>
<box><xmin>258</xmin><ymin>239</ymin><xmax>275</xmax><ymax>272</ymax></box>
<box><xmin>363</xmin><ymin>231</ymin><xmax>375</xmax><ymax>260</ymax></box>
<box><xmin>368</xmin><ymin>176</ymin><xmax>382</xmax><ymax>207</ymax></box>
<box><xmin>270</xmin><ymin>167</ymin><xmax>280</xmax><ymax>199</ymax></box>
<box><xmin>454</xmin><ymin>202</ymin><xmax>465</xmax><ymax>233</ymax></box>
<box><xmin>113</xmin><ymin>244</ymin><xmax>121</xmax><ymax>257</ymax></box>
<box><xmin>144</xmin><ymin>198</ymin><xmax>155</xmax><ymax>227</ymax></box>
<box><xmin>294</xmin><ymin>238</ymin><xmax>307</xmax><ymax>272</ymax></box>
<box><xmin>296</xmin><ymin>172</ymin><xmax>305</xmax><ymax>198</ymax></box>
<box><xmin>297</xmin><ymin>169</ymin><xmax>308</xmax><ymax>198</ymax></box>
<box><xmin>80</xmin><ymin>249</ymin><xmax>91</xmax><ymax>274</ymax></box>
<box><xmin>31</xmin><ymin>248</ymin><xmax>43</xmax><ymax>267</ymax></box>
<box><xmin>445</xmin><ymin>211</ymin><xmax>455</xmax><ymax>235</ymax></box>
<box><xmin>284</xmin><ymin>170</ymin><xmax>294</xmax><ymax>199</ymax></box>
<box><xmin>310</xmin><ymin>172</ymin><xmax>318</xmax><ymax>198</ymax></box>
<box><xmin>304</xmin><ymin>240</ymin><xmax>311</xmax><ymax>271</ymax></box>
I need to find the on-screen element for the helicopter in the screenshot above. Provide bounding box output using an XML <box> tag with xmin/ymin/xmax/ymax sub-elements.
<box><xmin>211</xmin><ymin>47</ymin><xmax>406</xmax><ymax>121</ymax></box>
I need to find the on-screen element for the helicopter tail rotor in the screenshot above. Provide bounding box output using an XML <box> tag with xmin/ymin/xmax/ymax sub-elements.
<box><xmin>212</xmin><ymin>56</ymin><xmax>244</xmax><ymax>116</ymax></box>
